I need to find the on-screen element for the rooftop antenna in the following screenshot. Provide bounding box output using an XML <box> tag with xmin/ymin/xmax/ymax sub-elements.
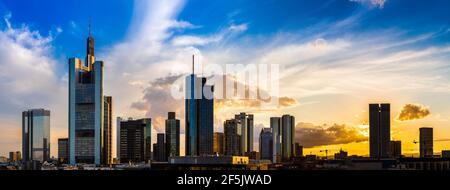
<box><xmin>192</xmin><ymin>54</ymin><xmax>195</xmax><ymax>75</ymax></box>
<box><xmin>88</xmin><ymin>17</ymin><xmax>92</xmax><ymax>37</ymax></box>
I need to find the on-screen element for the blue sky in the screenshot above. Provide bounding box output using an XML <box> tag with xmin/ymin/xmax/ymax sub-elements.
<box><xmin>1</xmin><ymin>0</ymin><xmax>450</xmax><ymax>157</ymax></box>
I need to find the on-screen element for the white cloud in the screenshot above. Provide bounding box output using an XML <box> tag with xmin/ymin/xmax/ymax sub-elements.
<box><xmin>350</xmin><ymin>0</ymin><xmax>386</xmax><ymax>9</ymax></box>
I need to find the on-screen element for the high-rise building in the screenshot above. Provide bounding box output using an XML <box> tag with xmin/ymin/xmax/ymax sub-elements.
<box><xmin>281</xmin><ymin>114</ymin><xmax>295</xmax><ymax>161</ymax></box>
<box><xmin>22</xmin><ymin>109</ymin><xmax>50</xmax><ymax>163</ymax></box>
<box><xmin>68</xmin><ymin>32</ymin><xmax>111</xmax><ymax>165</ymax></box>
<box><xmin>388</xmin><ymin>140</ymin><xmax>402</xmax><ymax>158</ymax></box>
<box><xmin>294</xmin><ymin>143</ymin><xmax>303</xmax><ymax>157</ymax></box>
<box><xmin>259</xmin><ymin>128</ymin><xmax>273</xmax><ymax>160</ymax></box>
<box><xmin>117</xmin><ymin>118</ymin><xmax>151</xmax><ymax>163</ymax></box>
<box><xmin>153</xmin><ymin>133</ymin><xmax>167</xmax><ymax>162</ymax></box>
<box><xmin>235</xmin><ymin>113</ymin><xmax>254</xmax><ymax>155</ymax></box>
<box><xmin>420</xmin><ymin>127</ymin><xmax>433</xmax><ymax>158</ymax></box>
<box><xmin>185</xmin><ymin>55</ymin><xmax>214</xmax><ymax>156</ymax></box>
<box><xmin>165</xmin><ymin>112</ymin><xmax>180</xmax><ymax>158</ymax></box>
<box><xmin>9</xmin><ymin>151</ymin><xmax>21</xmax><ymax>162</ymax></box>
<box><xmin>369</xmin><ymin>103</ymin><xmax>390</xmax><ymax>159</ymax></box>
<box><xmin>58</xmin><ymin>138</ymin><xmax>69</xmax><ymax>164</ymax></box>
<box><xmin>213</xmin><ymin>132</ymin><xmax>224</xmax><ymax>155</ymax></box>
<box><xmin>270</xmin><ymin>117</ymin><xmax>282</xmax><ymax>163</ymax></box>
<box><xmin>103</xmin><ymin>96</ymin><xmax>113</xmax><ymax>165</ymax></box>
<box><xmin>224</xmin><ymin>119</ymin><xmax>241</xmax><ymax>156</ymax></box>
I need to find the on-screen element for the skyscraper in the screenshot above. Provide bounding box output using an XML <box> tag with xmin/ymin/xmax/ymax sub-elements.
<box><xmin>259</xmin><ymin>128</ymin><xmax>273</xmax><ymax>160</ymax></box>
<box><xmin>68</xmin><ymin>32</ymin><xmax>111</xmax><ymax>165</ymax></box>
<box><xmin>117</xmin><ymin>118</ymin><xmax>151</xmax><ymax>163</ymax></box>
<box><xmin>213</xmin><ymin>132</ymin><xmax>224</xmax><ymax>155</ymax></box>
<box><xmin>388</xmin><ymin>140</ymin><xmax>401</xmax><ymax>158</ymax></box>
<box><xmin>420</xmin><ymin>127</ymin><xmax>433</xmax><ymax>158</ymax></box>
<box><xmin>281</xmin><ymin>114</ymin><xmax>295</xmax><ymax>161</ymax></box>
<box><xmin>103</xmin><ymin>96</ymin><xmax>113</xmax><ymax>165</ymax></box>
<box><xmin>270</xmin><ymin>117</ymin><xmax>282</xmax><ymax>163</ymax></box>
<box><xmin>185</xmin><ymin>55</ymin><xmax>214</xmax><ymax>156</ymax></box>
<box><xmin>58</xmin><ymin>138</ymin><xmax>69</xmax><ymax>164</ymax></box>
<box><xmin>224</xmin><ymin>119</ymin><xmax>241</xmax><ymax>156</ymax></box>
<box><xmin>294</xmin><ymin>143</ymin><xmax>303</xmax><ymax>157</ymax></box>
<box><xmin>153</xmin><ymin>133</ymin><xmax>167</xmax><ymax>162</ymax></box>
<box><xmin>235</xmin><ymin>113</ymin><xmax>254</xmax><ymax>155</ymax></box>
<box><xmin>165</xmin><ymin>112</ymin><xmax>180</xmax><ymax>158</ymax></box>
<box><xmin>22</xmin><ymin>109</ymin><xmax>50</xmax><ymax>163</ymax></box>
<box><xmin>369</xmin><ymin>103</ymin><xmax>390</xmax><ymax>159</ymax></box>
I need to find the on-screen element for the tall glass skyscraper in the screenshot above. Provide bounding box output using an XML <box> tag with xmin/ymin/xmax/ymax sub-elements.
<box><xmin>224</xmin><ymin>119</ymin><xmax>241</xmax><ymax>156</ymax></box>
<box><xmin>165</xmin><ymin>112</ymin><xmax>180</xmax><ymax>158</ymax></box>
<box><xmin>185</xmin><ymin>55</ymin><xmax>214</xmax><ymax>156</ymax></box>
<box><xmin>270</xmin><ymin>117</ymin><xmax>281</xmax><ymax>163</ymax></box>
<box><xmin>234</xmin><ymin>113</ymin><xmax>254</xmax><ymax>155</ymax></box>
<box><xmin>369</xmin><ymin>103</ymin><xmax>390</xmax><ymax>159</ymax></box>
<box><xmin>22</xmin><ymin>109</ymin><xmax>50</xmax><ymax>163</ymax></box>
<box><xmin>419</xmin><ymin>127</ymin><xmax>433</xmax><ymax>158</ymax></box>
<box><xmin>259</xmin><ymin>128</ymin><xmax>273</xmax><ymax>160</ymax></box>
<box><xmin>281</xmin><ymin>114</ymin><xmax>295</xmax><ymax>161</ymax></box>
<box><xmin>68</xmin><ymin>32</ymin><xmax>112</xmax><ymax>165</ymax></box>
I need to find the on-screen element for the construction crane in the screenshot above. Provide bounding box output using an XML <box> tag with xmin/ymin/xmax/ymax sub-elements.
<box><xmin>413</xmin><ymin>139</ymin><xmax>450</xmax><ymax>144</ymax></box>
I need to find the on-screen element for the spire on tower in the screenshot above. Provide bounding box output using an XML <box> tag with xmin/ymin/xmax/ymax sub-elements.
<box><xmin>192</xmin><ymin>54</ymin><xmax>195</xmax><ymax>75</ymax></box>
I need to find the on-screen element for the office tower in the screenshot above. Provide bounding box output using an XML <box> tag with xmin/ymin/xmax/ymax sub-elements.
<box><xmin>281</xmin><ymin>114</ymin><xmax>295</xmax><ymax>161</ymax></box>
<box><xmin>259</xmin><ymin>128</ymin><xmax>273</xmax><ymax>160</ymax></box>
<box><xmin>420</xmin><ymin>127</ymin><xmax>433</xmax><ymax>158</ymax></box>
<box><xmin>58</xmin><ymin>138</ymin><xmax>69</xmax><ymax>164</ymax></box>
<box><xmin>22</xmin><ymin>109</ymin><xmax>50</xmax><ymax>163</ymax></box>
<box><xmin>68</xmin><ymin>31</ymin><xmax>111</xmax><ymax>165</ymax></box>
<box><xmin>213</xmin><ymin>132</ymin><xmax>224</xmax><ymax>155</ymax></box>
<box><xmin>369</xmin><ymin>103</ymin><xmax>390</xmax><ymax>159</ymax></box>
<box><xmin>165</xmin><ymin>112</ymin><xmax>180</xmax><ymax>158</ymax></box>
<box><xmin>153</xmin><ymin>133</ymin><xmax>167</xmax><ymax>162</ymax></box>
<box><xmin>185</xmin><ymin>55</ymin><xmax>214</xmax><ymax>156</ymax></box>
<box><xmin>224</xmin><ymin>119</ymin><xmax>241</xmax><ymax>156</ymax></box>
<box><xmin>117</xmin><ymin>118</ymin><xmax>151</xmax><ymax>163</ymax></box>
<box><xmin>235</xmin><ymin>113</ymin><xmax>254</xmax><ymax>155</ymax></box>
<box><xmin>442</xmin><ymin>150</ymin><xmax>450</xmax><ymax>158</ymax></box>
<box><xmin>9</xmin><ymin>151</ymin><xmax>21</xmax><ymax>162</ymax></box>
<box><xmin>294</xmin><ymin>143</ymin><xmax>303</xmax><ymax>157</ymax></box>
<box><xmin>103</xmin><ymin>96</ymin><xmax>113</xmax><ymax>165</ymax></box>
<box><xmin>388</xmin><ymin>140</ymin><xmax>402</xmax><ymax>158</ymax></box>
<box><xmin>270</xmin><ymin>117</ymin><xmax>282</xmax><ymax>163</ymax></box>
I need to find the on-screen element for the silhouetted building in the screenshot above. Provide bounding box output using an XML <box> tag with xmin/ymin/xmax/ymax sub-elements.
<box><xmin>388</xmin><ymin>140</ymin><xmax>402</xmax><ymax>158</ymax></box>
<box><xmin>420</xmin><ymin>127</ymin><xmax>433</xmax><ymax>158</ymax></box>
<box><xmin>224</xmin><ymin>119</ymin><xmax>241</xmax><ymax>156</ymax></box>
<box><xmin>165</xmin><ymin>112</ymin><xmax>180</xmax><ymax>158</ymax></box>
<box><xmin>334</xmin><ymin>149</ymin><xmax>348</xmax><ymax>160</ymax></box>
<box><xmin>153</xmin><ymin>133</ymin><xmax>166</xmax><ymax>162</ymax></box>
<box><xmin>9</xmin><ymin>151</ymin><xmax>21</xmax><ymax>162</ymax></box>
<box><xmin>213</xmin><ymin>132</ymin><xmax>224</xmax><ymax>155</ymax></box>
<box><xmin>248</xmin><ymin>151</ymin><xmax>260</xmax><ymax>160</ymax></box>
<box><xmin>369</xmin><ymin>103</ymin><xmax>390</xmax><ymax>159</ymax></box>
<box><xmin>69</xmin><ymin>31</ymin><xmax>111</xmax><ymax>165</ymax></box>
<box><xmin>442</xmin><ymin>150</ymin><xmax>450</xmax><ymax>158</ymax></box>
<box><xmin>259</xmin><ymin>128</ymin><xmax>273</xmax><ymax>160</ymax></box>
<box><xmin>58</xmin><ymin>138</ymin><xmax>69</xmax><ymax>164</ymax></box>
<box><xmin>235</xmin><ymin>113</ymin><xmax>254</xmax><ymax>155</ymax></box>
<box><xmin>22</xmin><ymin>109</ymin><xmax>50</xmax><ymax>163</ymax></box>
<box><xmin>185</xmin><ymin>55</ymin><xmax>214</xmax><ymax>156</ymax></box>
<box><xmin>281</xmin><ymin>114</ymin><xmax>295</xmax><ymax>161</ymax></box>
<box><xmin>270</xmin><ymin>117</ymin><xmax>282</xmax><ymax>163</ymax></box>
<box><xmin>294</xmin><ymin>143</ymin><xmax>303</xmax><ymax>157</ymax></box>
<box><xmin>117</xmin><ymin>118</ymin><xmax>151</xmax><ymax>163</ymax></box>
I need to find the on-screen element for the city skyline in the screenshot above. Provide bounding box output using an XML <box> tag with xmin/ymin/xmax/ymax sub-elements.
<box><xmin>1</xmin><ymin>0</ymin><xmax>450</xmax><ymax>159</ymax></box>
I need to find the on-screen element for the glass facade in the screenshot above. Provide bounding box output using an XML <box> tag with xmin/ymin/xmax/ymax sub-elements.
<box><xmin>165</xmin><ymin>112</ymin><xmax>180</xmax><ymax>158</ymax></box>
<box><xmin>22</xmin><ymin>109</ymin><xmax>50</xmax><ymax>163</ymax></box>
<box><xmin>185</xmin><ymin>75</ymin><xmax>214</xmax><ymax>156</ymax></box>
